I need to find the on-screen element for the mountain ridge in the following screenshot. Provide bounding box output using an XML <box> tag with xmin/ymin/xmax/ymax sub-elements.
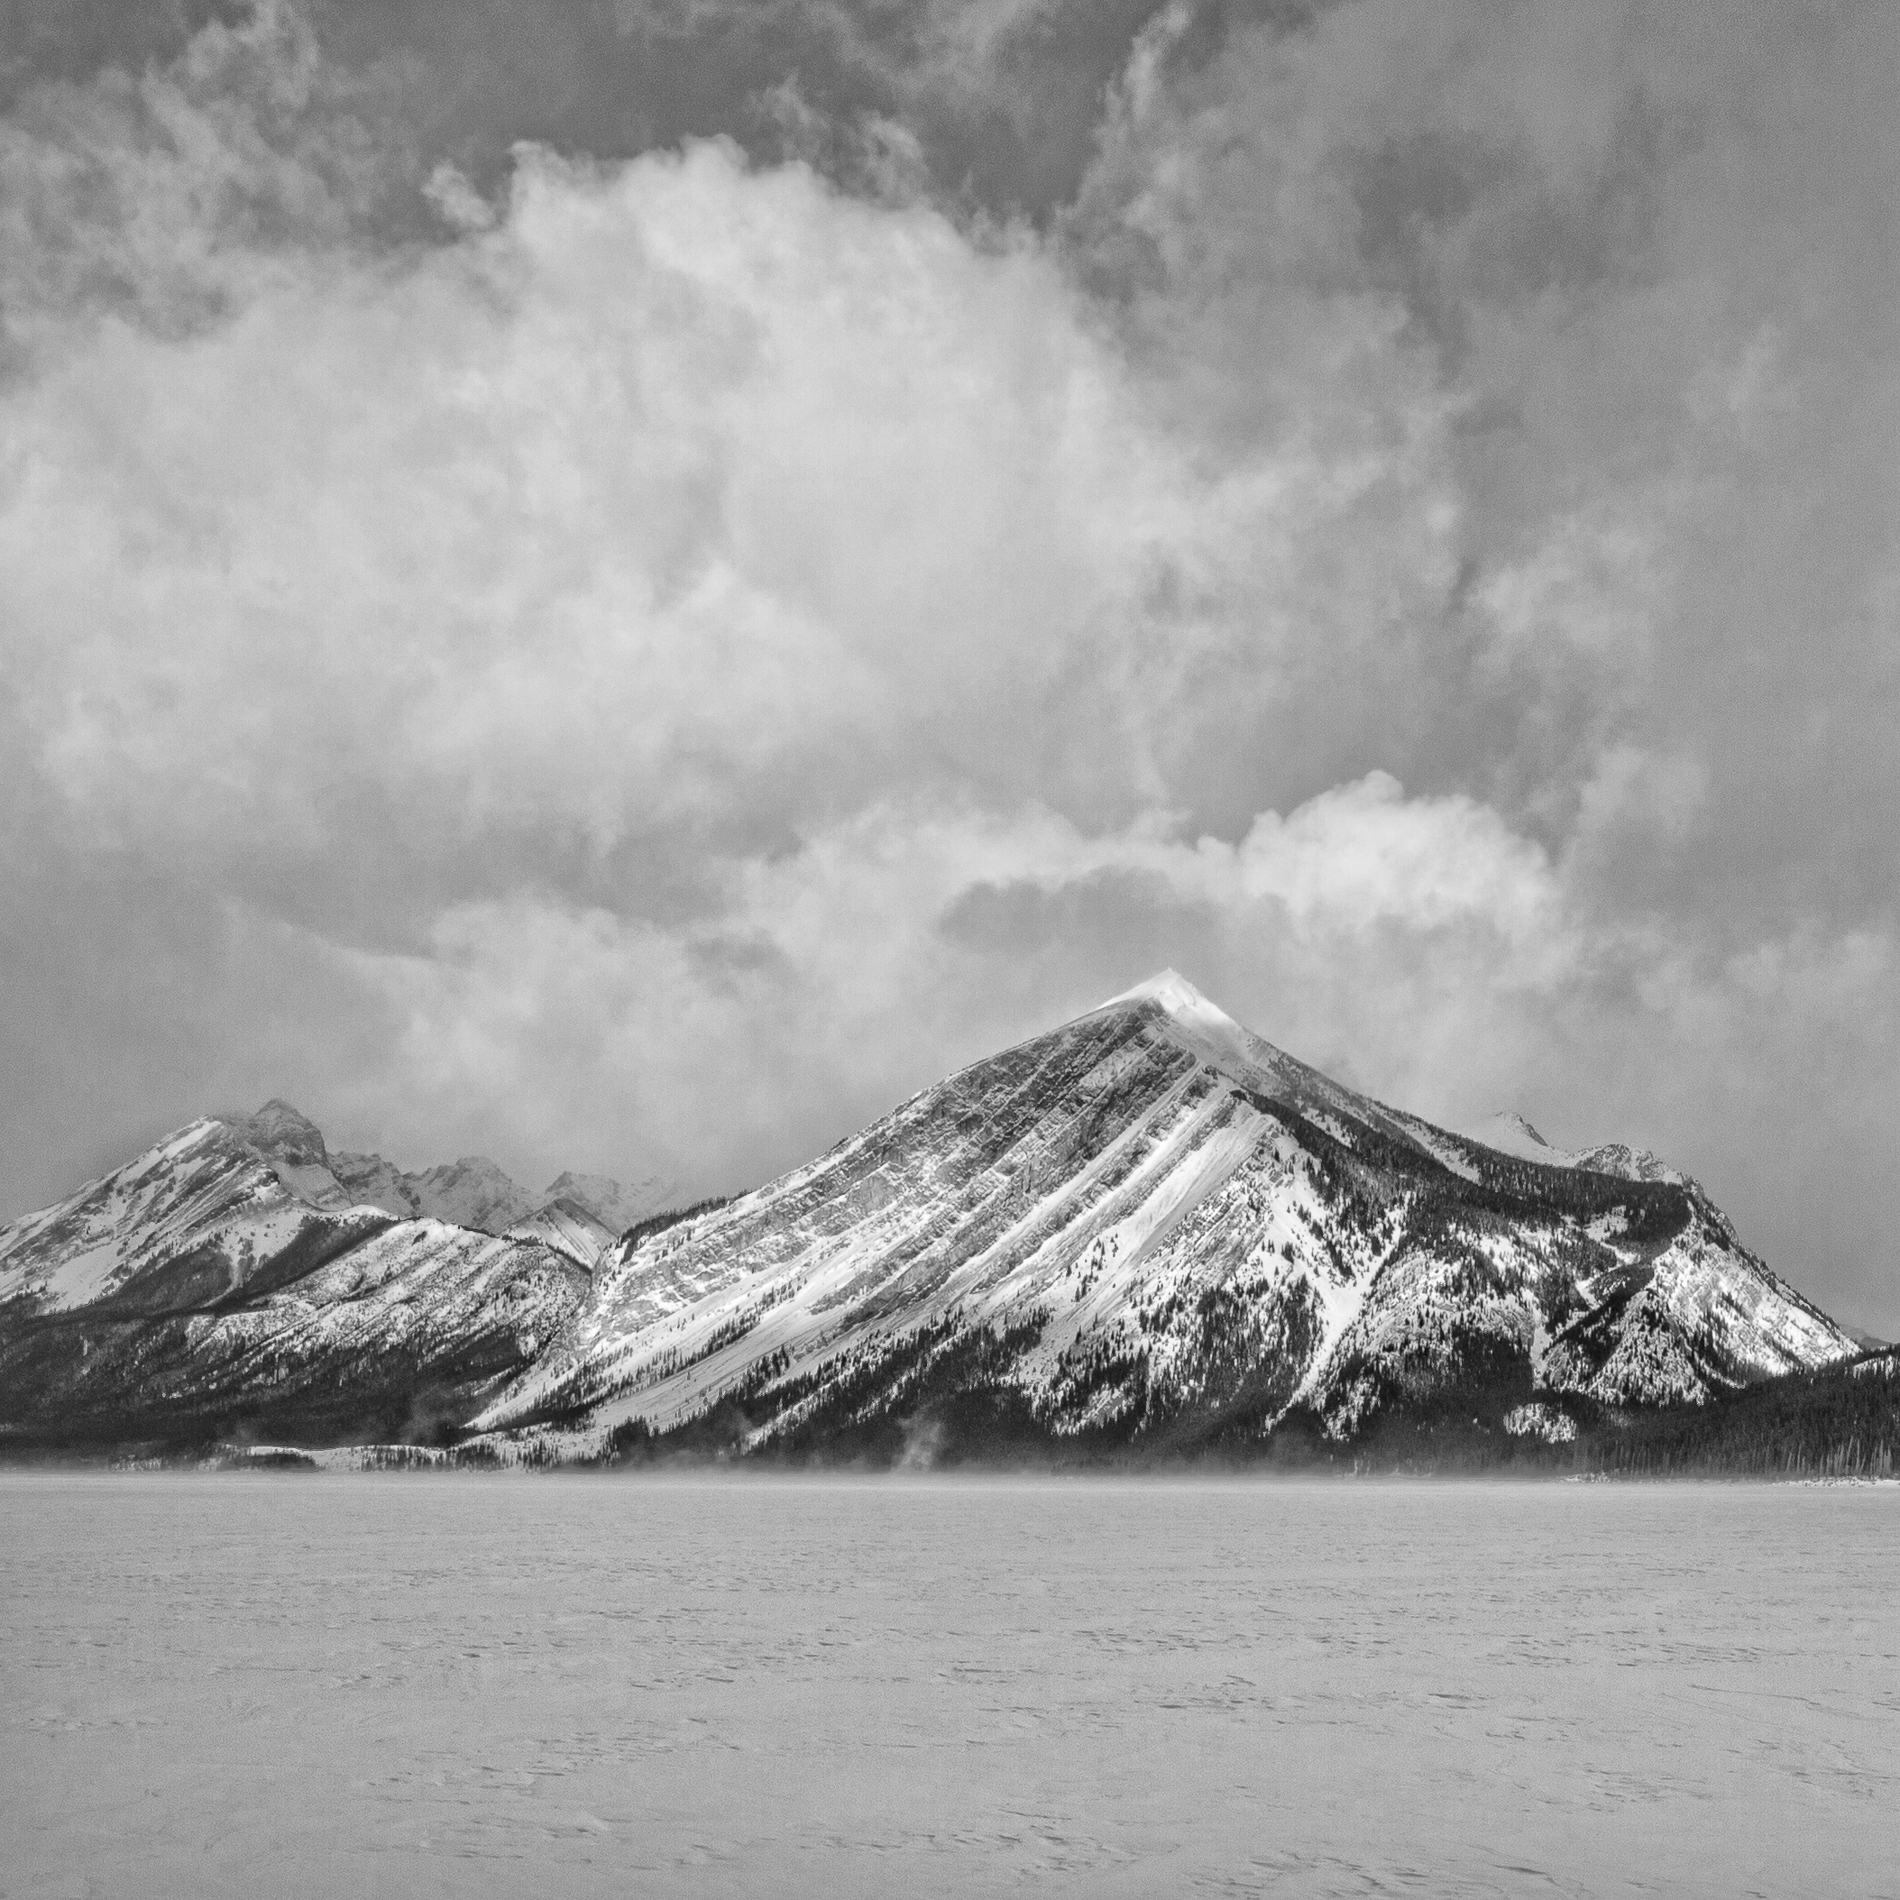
<box><xmin>220</xmin><ymin>1101</ymin><xmax>675</xmax><ymax>1251</ymax></box>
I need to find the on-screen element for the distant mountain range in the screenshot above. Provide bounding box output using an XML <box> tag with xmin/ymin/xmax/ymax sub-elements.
<box><xmin>0</xmin><ymin>972</ymin><xmax>1880</xmax><ymax>1468</ymax></box>
<box><xmin>231</xmin><ymin>1099</ymin><xmax>674</xmax><ymax>1249</ymax></box>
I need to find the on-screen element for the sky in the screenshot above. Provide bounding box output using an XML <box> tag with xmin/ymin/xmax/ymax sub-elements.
<box><xmin>2</xmin><ymin>0</ymin><xmax>1896</xmax><ymax>1333</ymax></box>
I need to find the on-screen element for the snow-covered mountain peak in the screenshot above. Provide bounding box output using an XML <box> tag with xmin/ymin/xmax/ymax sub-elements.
<box><xmin>1089</xmin><ymin>967</ymin><xmax>1270</xmax><ymax>1075</ymax></box>
<box><xmin>540</xmin><ymin>1170</ymin><xmax>676</xmax><ymax>1235</ymax></box>
<box><xmin>199</xmin><ymin>1107</ymin><xmax>667</xmax><ymax>1254</ymax></box>
<box><xmin>471</xmin><ymin>971</ymin><xmax>1854</xmax><ymax>1455</ymax></box>
<box><xmin>1467</xmin><ymin>1110</ymin><xmax>1553</xmax><ymax>1161</ymax></box>
<box><xmin>404</xmin><ymin>1157</ymin><xmax>538</xmax><ymax>1235</ymax></box>
<box><xmin>219</xmin><ymin>1099</ymin><xmax>354</xmax><ymax>1208</ymax></box>
<box><xmin>1099</xmin><ymin>967</ymin><xmax>1225</xmax><ymax>1022</ymax></box>
<box><xmin>1459</xmin><ymin>1109</ymin><xmax>1687</xmax><ymax>1188</ymax></box>
<box><xmin>230</xmin><ymin>1099</ymin><xmax>328</xmax><ymax>1163</ymax></box>
<box><xmin>248</xmin><ymin>1098</ymin><xmax>324</xmax><ymax>1139</ymax></box>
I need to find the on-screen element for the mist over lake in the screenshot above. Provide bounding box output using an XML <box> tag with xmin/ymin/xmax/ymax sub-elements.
<box><xmin>5</xmin><ymin>1473</ymin><xmax>1895</xmax><ymax>1899</ymax></box>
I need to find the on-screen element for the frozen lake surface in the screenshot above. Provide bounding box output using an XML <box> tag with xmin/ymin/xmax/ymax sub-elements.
<box><xmin>3</xmin><ymin>1473</ymin><xmax>1896</xmax><ymax>1899</ymax></box>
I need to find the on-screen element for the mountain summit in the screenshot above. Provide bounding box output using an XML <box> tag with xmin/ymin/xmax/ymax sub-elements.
<box><xmin>0</xmin><ymin>974</ymin><xmax>1857</xmax><ymax>1459</ymax></box>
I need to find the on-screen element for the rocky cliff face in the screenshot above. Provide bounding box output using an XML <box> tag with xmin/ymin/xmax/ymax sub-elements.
<box><xmin>0</xmin><ymin>972</ymin><xmax>1855</xmax><ymax>1458</ymax></box>
<box><xmin>474</xmin><ymin>972</ymin><xmax>1853</xmax><ymax>1458</ymax></box>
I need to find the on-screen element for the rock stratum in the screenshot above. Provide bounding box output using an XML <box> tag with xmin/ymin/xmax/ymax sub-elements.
<box><xmin>0</xmin><ymin>973</ymin><xmax>1860</xmax><ymax>1461</ymax></box>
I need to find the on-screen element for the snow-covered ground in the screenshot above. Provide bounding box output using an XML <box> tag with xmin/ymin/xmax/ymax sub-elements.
<box><xmin>2</xmin><ymin>1472</ymin><xmax>1895</xmax><ymax>1899</ymax></box>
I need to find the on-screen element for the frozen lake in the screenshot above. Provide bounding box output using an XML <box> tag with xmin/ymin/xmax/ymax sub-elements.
<box><xmin>3</xmin><ymin>1473</ymin><xmax>1896</xmax><ymax>1899</ymax></box>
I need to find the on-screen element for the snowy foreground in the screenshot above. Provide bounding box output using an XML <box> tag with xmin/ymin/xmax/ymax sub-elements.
<box><xmin>4</xmin><ymin>1473</ymin><xmax>1896</xmax><ymax>1900</ymax></box>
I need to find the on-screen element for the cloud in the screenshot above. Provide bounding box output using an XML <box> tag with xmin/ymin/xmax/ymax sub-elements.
<box><xmin>5</xmin><ymin>102</ymin><xmax>1469</xmax><ymax>907</ymax></box>
<box><xmin>1</xmin><ymin>2</ymin><xmax>1896</xmax><ymax>1333</ymax></box>
<box><xmin>0</xmin><ymin>0</ymin><xmax>427</xmax><ymax>362</ymax></box>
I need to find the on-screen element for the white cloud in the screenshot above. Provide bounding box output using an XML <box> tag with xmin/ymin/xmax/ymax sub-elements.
<box><xmin>7</xmin><ymin>139</ymin><xmax>1199</xmax><ymax>868</ymax></box>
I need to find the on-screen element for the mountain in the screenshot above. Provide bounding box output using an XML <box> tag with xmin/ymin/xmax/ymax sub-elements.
<box><xmin>0</xmin><ymin>1107</ymin><xmax>669</xmax><ymax>1450</ymax></box>
<box><xmin>1461</xmin><ymin>1109</ymin><xmax>1684</xmax><ymax>1186</ymax></box>
<box><xmin>541</xmin><ymin>1172</ymin><xmax>677</xmax><ymax>1235</ymax></box>
<box><xmin>0</xmin><ymin>972</ymin><xmax>1858</xmax><ymax>1461</ymax></box>
<box><xmin>331</xmin><ymin>1150</ymin><xmax>537</xmax><ymax>1235</ymax></box>
<box><xmin>471</xmin><ymin>971</ymin><xmax>1854</xmax><ymax>1461</ymax></box>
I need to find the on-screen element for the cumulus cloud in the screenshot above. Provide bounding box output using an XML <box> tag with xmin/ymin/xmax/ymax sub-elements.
<box><xmin>1</xmin><ymin>0</ymin><xmax>1895</xmax><ymax>1331</ymax></box>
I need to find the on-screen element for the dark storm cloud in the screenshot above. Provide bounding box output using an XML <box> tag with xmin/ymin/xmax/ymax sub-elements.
<box><xmin>0</xmin><ymin>0</ymin><xmax>1895</xmax><ymax>1335</ymax></box>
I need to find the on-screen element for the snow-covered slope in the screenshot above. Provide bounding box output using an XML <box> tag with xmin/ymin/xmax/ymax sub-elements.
<box><xmin>474</xmin><ymin>972</ymin><xmax>1854</xmax><ymax>1456</ymax></box>
<box><xmin>542</xmin><ymin>1171</ymin><xmax>679</xmax><ymax>1236</ymax></box>
<box><xmin>381</xmin><ymin>1157</ymin><xmax>536</xmax><ymax>1233</ymax></box>
<box><xmin>505</xmin><ymin>1200</ymin><xmax>619</xmax><ymax>1269</ymax></box>
<box><xmin>0</xmin><ymin>1111</ymin><xmax>389</xmax><ymax>1319</ymax></box>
